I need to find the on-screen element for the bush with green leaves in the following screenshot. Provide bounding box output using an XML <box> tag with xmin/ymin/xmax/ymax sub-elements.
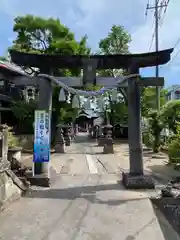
<box><xmin>168</xmin><ymin>125</ymin><xmax>180</xmax><ymax>164</ymax></box>
<box><xmin>11</xmin><ymin>99</ymin><xmax>37</xmax><ymax>134</ymax></box>
<box><xmin>7</xmin><ymin>127</ymin><xmax>20</xmax><ymax>148</ymax></box>
<box><xmin>160</xmin><ymin>100</ymin><xmax>180</xmax><ymax>134</ymax></box>
<box><xmin>142</xmin><ymin>131</ymin><xmax>154</xmax><ymax>147</ymax></box>
<box><xmin>146</xmin><ymin>110</ymin><xmax>164</xmax><ymax>153</ymax></box>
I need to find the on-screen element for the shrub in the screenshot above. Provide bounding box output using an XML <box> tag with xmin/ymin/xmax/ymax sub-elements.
<box><xmin>160</xmin><ymin>100</ymin><xmax>180</xmax><ymax>134</ymax></box>
<box><xmin>168</xmin><ymin>125</ymin><xmax>180</xmax><ymax>164</ymax></box>
<box><xmin>147</xmin><ymin>110</ymin><xmax>164</xmax><ymax>153</ymax></box>
<box><xmin>7</xmin><ymin>127</ymin><xmax>20</xmax><ymax>148</ymax></box>
<box><xmin>142</xmin><ymin>131</ymin><xmax>153</xmax><ymax>147</ymax></box>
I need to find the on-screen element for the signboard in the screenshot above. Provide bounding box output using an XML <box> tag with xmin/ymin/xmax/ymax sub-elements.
<box><xmin>33</xmin><ymin>110</ymin><xmax>50</xmax><ymax>163</ymax></box>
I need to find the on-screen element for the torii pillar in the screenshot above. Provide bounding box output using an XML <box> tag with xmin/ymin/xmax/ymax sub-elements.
<box><xmin>33</xmin><ymin>71</ymin><xmax>53</xmax><ymax>187</ymax></box>
<box><xmin>122</xmin><ymin>64</ymin><xmax>154</xmax><ymax>189</ymax></box>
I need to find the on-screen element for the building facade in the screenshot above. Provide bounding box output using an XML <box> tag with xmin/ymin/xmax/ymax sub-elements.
<box><xmin>0</xmin><ymin>60</ymin><xmax>35</xmax><ymax>125</ymax></box>
<box><xmin>167</xmin><ymin>85</ymin><xmax>180</xmax><ymax>101</ymax></box>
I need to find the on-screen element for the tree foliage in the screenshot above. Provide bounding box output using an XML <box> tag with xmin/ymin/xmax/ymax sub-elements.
<box><xmin>98</xmin><ymin>25</ymin><xmax>131</xmax><ymax>84</ymax></box>
<box><xmin>160</xmin><ymin>100</ymin><xmax>180</xmax><ymax>134</ymax></box>
<box><xmin>99</xmin><ymin>25</ymin><xmax>131</xmax><ymax>55</ymax></box>
<box><xmin>147</xmin><ymin>110</ymin><xmax>164</xmax><ymax>152</ymax></box>
<box><xmin>141</xmin><ymin>87</ymin><xmax>167</xmax><ymax>117</ymax></box>
<box><xmin>52</xmin><ymin>86</ymin><xmax>78</xmax><ymax>124</ymax></box>
<box><xmin>11</xmin><ymin>15</ymin><xmax>90</xmax><ymax>55</ymax></box>
<box><xmin>0</xmin><ymin>56</ymin><xmax>7</xmax><ymax>61</ymax></box>
<box><xmin>11</xmin><ymin>15</ymin><xmax>90</xmax><ymax>76</ymax></box>
<box><xmin>11</xmin><ymin>99</ymin><xmax>37</xmax><ymax>134</ymax></box>
<box><xmin>10</xmin><ymin>15</ymin><xmax>91</xmax><ymax>129</ymax></box>
<box><xmin>168</xmin><ymin>124</ymin><xmax>180</xmax><ymax>163</ymax></box>
<box><xmin>97</xmin><ymin>25</ymin><xmax>131</xmax><ymax>117</ymax></box>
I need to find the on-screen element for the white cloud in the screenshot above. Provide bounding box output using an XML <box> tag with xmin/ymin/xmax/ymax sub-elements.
<box><xmin>130</xmin><ymin>0</ymin><xmax>180</xmax><ymax>77</ymax></box>
<box><xmin>0</xmin><ymin>0</ymin><xmax>179</xmax><ymax>78</ymax></box>
<box><xmin>130</xmin><ymin>0</ymin><xmax>180</xmax><ymax>52</ymax></box>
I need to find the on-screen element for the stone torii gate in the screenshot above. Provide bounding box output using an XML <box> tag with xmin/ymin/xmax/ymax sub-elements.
<box><xmin>9</xmin><ymin>48</ymin><xmax>173</xmax><ymax>188</ymax></box>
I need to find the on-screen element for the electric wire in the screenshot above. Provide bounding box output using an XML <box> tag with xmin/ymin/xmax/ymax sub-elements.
<box><xmin>147</xmin><ymin>0</ymin><xmax>170</xmax><ymax>52</ymax></box>
<box><xmin>160</xmin><ymin>38</ymin><xmax>180</xmax><ymax>68</ymax></box>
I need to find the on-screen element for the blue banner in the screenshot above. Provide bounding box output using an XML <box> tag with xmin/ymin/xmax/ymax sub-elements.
<box><xmin>33</xmin><ymin>110</ymin><xmax>50</xmax><ymax>163</ymax></box>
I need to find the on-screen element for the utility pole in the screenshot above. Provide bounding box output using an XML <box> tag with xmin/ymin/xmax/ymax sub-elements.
<box><xmin>146</xmin><ymin>0</ymin><xmax>168</xmax><ymax>111</ymax></box>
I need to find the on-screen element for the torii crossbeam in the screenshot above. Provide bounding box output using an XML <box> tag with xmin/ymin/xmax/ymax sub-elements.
<box><xmin>9</xmin><ymin>48</ymin><xmax>173</xmax><ymax>188</ymax></box>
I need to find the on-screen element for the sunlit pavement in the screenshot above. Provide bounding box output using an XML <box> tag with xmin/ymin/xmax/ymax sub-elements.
<box><xmin>0</xmin><ymin>133</ymin><xmax>179</xmax><ymax>240</ymax></box>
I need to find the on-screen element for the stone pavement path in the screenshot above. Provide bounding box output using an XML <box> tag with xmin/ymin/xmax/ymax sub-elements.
<box><xmin>0</xmin><ymin>133</ymin><xmax>179</xmax><ymax>240</ymax></box>
<box><xmin>113</xmin><ymin>141</ymin><xmax>180</xmax><ymax>183</ymax></box>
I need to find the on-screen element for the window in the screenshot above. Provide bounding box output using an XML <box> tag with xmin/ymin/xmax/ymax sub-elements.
<box><xmin>175</xmin><ymin>90</ymin><xmax>180</xmax><ymax>99</ymax></box>
<box><xmin>0</xmin><ymin>78</ymin><xmax>4</xmax><ymax>87</ymax></box>
<box><xmin>27</xmin><ymin>88</ymin><xmax>33</xmax><ymax>97</ymax></box>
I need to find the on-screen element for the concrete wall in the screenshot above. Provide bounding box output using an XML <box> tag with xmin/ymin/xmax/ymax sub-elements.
<box><xmin>0</xmin><ymin>126</ymin><xmax>25</xmax><ymax>211</ymax></box>
<box><xmin>0</xmin><ymin>171</ymin><xmax>22</xmax><ymax>211</ymax></box>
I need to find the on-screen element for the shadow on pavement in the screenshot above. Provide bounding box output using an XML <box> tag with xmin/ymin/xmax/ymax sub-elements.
<box><xmin>23</xmin><ymin>182</ymin><xmax>148</xmax><ymax>206</ymax></box>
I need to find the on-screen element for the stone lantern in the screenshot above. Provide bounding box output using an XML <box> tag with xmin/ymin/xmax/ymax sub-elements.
<box><xmin>103</xmin><ymin>124</ymin><xmax>114</xmax><ymax>154</ymax></box>
<box><xmin>54</xmin><ymin>125</ymin><xmax>65</xmax><ymax>153</ymax></box>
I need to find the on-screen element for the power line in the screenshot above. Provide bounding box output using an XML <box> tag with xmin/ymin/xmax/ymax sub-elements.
<box><xmin>146</xmin><ymin>0</ymin><xmax>168</xmax><ymax>111</ymax></box>
<box><xmin>171</xmin><ymin>49</ymin><xmax>180</xmax><ymax>63</ymax></box>
<box><xmin>159</xmin><ymin>0</ymin><xmax>170</xmax><ymax>27</ymax></box>
<box><xmin>148</xmin><ymin>18</ymin><xmax>155</xmax><ymax>52</ymax></box>
<box><xmin>149</xmin><ymin>33</ymin><xmax>155</xmax><ymax>52</ymax></box>
<box><xmin>173</xmin><ymin>38</ymin><xmax>180</xmax><ymax>50</ymax></box>
<box><xmin>148</xmin><ymin>0</ymin><xmax>170</xmax><ymax>51</ymax></box>
<box><xmin>160</xmin><ymin>37</ymin><xmax>180</xmax><ymax>68</ymax></box>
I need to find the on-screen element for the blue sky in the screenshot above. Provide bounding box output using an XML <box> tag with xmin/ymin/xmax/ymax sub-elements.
<box><xmin>0</xmin><ymin>0</ymin><xmax>179</xmax><ymax>87</ymax></box>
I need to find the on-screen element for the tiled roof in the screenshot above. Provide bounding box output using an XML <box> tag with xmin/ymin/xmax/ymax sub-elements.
<box><xmin>0</xmin><ymin>60</ymin><xmax>28</xmax><ymax>76</ymax></box>
<box><xmin>78</xmin><ymin>109</ymin><xmax>100</xmax><ymax>118</ymax></box>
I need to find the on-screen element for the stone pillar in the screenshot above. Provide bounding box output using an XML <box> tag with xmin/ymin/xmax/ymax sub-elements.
<box><xmin>103</xmin><ymin>124</ymin><xmax>114</xmax><ymax>154</ymax></box>
<box><xmin>88</xmin><ymin>126</ymin><xmax>92</xmax><ymax>138</ymax></box>
<box><xmin>63</xmin><ymin>126</ymin><xmax>71</xmax><ymax>146</ymax></box>
<box><xmin>97</xmin><ymin>125</ymin><xmax>100</xmax><ymax>138</ymax></box>
<box><xmin>94</xmin><ymin>125</ymin><xmax>99</xmax><ymax>139</ymax></box>
<box><xmin>33</xmin><ymin>76</ymin><xmax>52</xmax><ymax>187</ymax></box>
<box><xmin>0</xmin><ymin>125</ymin><xmax>9</xmax><ymax>177</ymax></box>
<box><xmin>69</xmin><ymin>125</ymin><xmax>73</xmax><ymax>140</ymax></box>
<box><xmin>0</xmin><ymin>125</ymin><xmax>8</xmax><ymax>165</ymax></box>
<box><xmin>128</xmin><ymin>76</ymin><xmax>143</xmax><ymax>175</ymax></box>
<box><xmin>97</xmin><ymin>126</ymin><xmax>104</xmax><ymax>146</ymax></box>
<box><xmin>74</xmin><ymin>124</ymin><xmax>78</xmax><ymax>136</ymax></box>
<box><xmin>122</xmin><ymin>66</ymin><xmax>154</xmax><ymax>189</ymax></box>
<box><xmin>71</xmin><ymin>124</ymin><xmax>75</xmax><ymax>139</ymax></box>
<box><xmin>54</xmin><ymin>126</ymin><xmax>65</xmax><ymax>153</ymax></box>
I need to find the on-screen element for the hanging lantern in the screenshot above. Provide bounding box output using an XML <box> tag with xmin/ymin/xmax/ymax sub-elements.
<box><xmin>83</xmin><ymin>99</ymin><xmax>91</xmax><ymax>109</ymax></box>
<box><xmin>72</xmin><ymin>95</ymin><xmax>80</xmax><ymax>108</ymax></box>
<box><xmin>111</xmin><ymin>88</ymin><xmax>118</xmax><ymax>102</ymax></box>
<box><xmin>58</xmin><ymin>88</ymin><xmax>66</xmax><ymax>102</ymax></box>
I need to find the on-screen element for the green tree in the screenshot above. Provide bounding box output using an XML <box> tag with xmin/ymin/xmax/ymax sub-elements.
<box><xmin>11</xmin><ymin>99</ymin><xmax>37</xmax><ymax>134</ymax></box>
<box><xmin>147</xmin><ymin>110</ymin><xmax>164</xmax><ymax>152</ymax></box>
<box><xmin>99</xmin><ymin>25</ymin><xmax>131</xmax><ymax>55</ymax></box>
<box><xmin>141</xmin><ymin>87</ymin><xmax>167</xmax><ymax>117</ymax></box>
<box><xmin>98</xmin><ymin>25</ymin><xmax>131</xmax><ymax>122</ymax></box>
<box><xmin>10</xmin><ymin>15</ymin><xmax>91</xmax><ymax>133</ymax></box>
<box><xmin>99</xmin><ymin>25</ymin><xmax>131</xmax><ymax>80</ymax></box>
<box><xmin>160</xmin><ymin>100</ymin><xmax>180</xmax><ymax>134</ymax></box>
<box><xmin>10</xmin><ymin>15</ymin><xmax>90</xmax><ymax>75</ymax></box>
<box><xmin>11</xmin><ymin>15</ymin><xmax>90</xmax><ymax>55</ymax></box>
<box><xmin>0</xmin><ymin>56</ymin><xmax>7</xmax><ymax>61</ymax></box>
